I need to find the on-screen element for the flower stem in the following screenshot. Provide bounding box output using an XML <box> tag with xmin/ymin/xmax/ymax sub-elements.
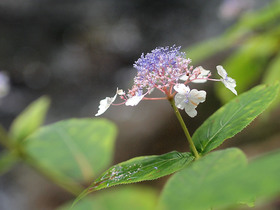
<box><xmin>168</xmin><ymin>98</ymin><xmax>200</xmax><ymax>159</ymax></box>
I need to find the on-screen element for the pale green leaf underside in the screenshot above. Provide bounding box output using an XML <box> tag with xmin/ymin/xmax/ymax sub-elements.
<box><xmin>74</xmin><ymin>151</ymin><xmax>194</xmax><ymax>206</ymax></box>
<box><xmin>10</xmin><ymin>96</ymin><xmax>50</xmax><ymax>142</ymax></box>
<box><xmin>24</xmin><ymin>118</ymin><xmax>117</xmax><ymax>182</ymax></box>
<box><xmin>159</xmin><ymin>148</ymin><xmax>280</xmax><ymax>210</ymax></box>
<box><xmin>193</xmin><ymin>83</ymin><xmax>280</xmax><ymax>155</ymax></box>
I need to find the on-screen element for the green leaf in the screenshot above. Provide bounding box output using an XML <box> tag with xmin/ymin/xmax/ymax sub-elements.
<box><xmin>10</xmin><ymin>96</ymin><xmax>51</xmax><ymax>142</ymax></box>
<box><xmin>159</xmin><ymin>148</ymin><xmax>280</xmax><ymax>210</ymax></box>
<box><xmin>59</xmin><ymin>186</ymin><xmax>158</xmax><ymax>210</ymax></box>
<box><xmin>193</xmin><ymin>83</ymin><xmax>280</xmax><ymax>155</ymax></box>
<box><xmin>74</xmin><ymin>151</ymin><xmax>194</xmax><ymax>205</ymax></box>
<box><xmin>0</xmin><ymin>151</ymin><xmax>18</xmax><ymax>175</ymax></box>
<box><xmin>24</xmin><ymin>118</ymin><xmax>117</xmax><ymax>182</ymax></box>
<box><xmin>158</xmin><ymin>148</ymin><xmax>248</xmax><ymax>210</ymax></box>
<box><xmin>241</xmin><ymin>149</ymin><xmax>280</xmax><ymax>200</ymax></box>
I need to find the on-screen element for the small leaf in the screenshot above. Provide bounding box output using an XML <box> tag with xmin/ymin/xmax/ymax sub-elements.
<box><xmin>0</xmin><ymin>151</ymin><xmax>18</xmax><ymax>175</ymax></box>
<box><xmin>158</xmin><ymin>148</ymin><xmax>248</xmax><ymax>210</ymax></box>
<box><xmin>59</xmin><ymin>186</ymin><xmax>158</xmax><ymax>210</ymax></box>
<box><xmin>74</xmin><ymin>151</ymin><xmax>194</xmax><ymax>205</ymax></box>
<box><xmin>24</xmin><ymin>118</ymin><xmax>117</xmax><ymax>182</ymax></box>
<box><xmin>10</xmin><ymin>96</ymin><xmax>51</xmax><ymax>142</ymax></box>
<box><xmin>193</xmin><ymin>83</ymin><xmax>280</xmax><ymax>155</ymax></box>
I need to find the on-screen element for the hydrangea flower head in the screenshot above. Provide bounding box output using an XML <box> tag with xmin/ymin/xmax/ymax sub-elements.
<box><xmin>95</xmin><ymin>46</ymin><xmax>237</xmax><ymax>117</ymax></box>
<box><xmin>131</xmin><ymin>45</ymin><xmax>191</xmax><ymax>96</ymax></box>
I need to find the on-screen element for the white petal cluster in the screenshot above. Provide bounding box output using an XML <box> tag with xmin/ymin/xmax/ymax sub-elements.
<box><xmin>217</xmin><ymin>65</ymin><xmax>237</xmax><ymax>95</ymax></box>
<box><xmin>125</xmin><ymin>95</ymin><xmax>144</xmax><ymax>106</ymax></box>
<box><xmin>95</xmin><ymin>88</ymin><xmax>123</xmax><ymax>116</ymax></box>
<box><xmin>174</xmin><ymin>84</ymin><xmax>206</xmax><ymax>118</ymax></box>
<box><xmin>180</xmin><ymin>66</ymin><xmax>210</xmax><ymax>83</ymax></box>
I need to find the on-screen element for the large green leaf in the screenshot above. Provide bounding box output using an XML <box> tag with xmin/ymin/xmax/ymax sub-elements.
<box><xmin>74</xmin><ymin>151</ymin><xmax>194</xmax><ymax>205</ymax></box>
<box><xmin>59</xmin><ymin>186</ymin><xmax>158</xmax><ymax>210</ymax></box>
<box><xmin>24</xmin><ymin>118</ymin><xmax>117</xmax><ymax>182</ymax></box>
<box><xmin>242</xmin><ymin>149</ymin><xmax>280</xmax><ymax>199</ymax></box>
<box><xmin>158</xmin><ymin>148</ymin><xmax>280</xmax><ymax>210</ymax></box>
<box><xmin>158</xmin><ymin>148</ymin><xmax>248</xmax><ymax>210</ymax></box>
<box><xmin>193</xmin><ymin>83</ymin><xmax>280</xmax><ymax>155</ymax></box>
<box><xmin>10</xmin><ymin>96</ymin><xmax>50</xmax><ymax>142</ymax></box>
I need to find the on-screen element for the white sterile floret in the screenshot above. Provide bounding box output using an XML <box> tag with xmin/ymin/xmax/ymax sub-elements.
<box><xmin>174</xmin><ymin>84</ymin><xmax>206</xmax><ymax>118</ymax></box>
<box><xmin>180</xmin><ymin>66</ymin><xmax>210</xmax><ymax>83</ymax></box>
<box><xmin>117</xmin><ymin>89</ymin><xmax>125</xmax><ymax>95</ymax></box>
<box><xmin>95</xmin><ymin>88</ymin><xmax>121</xmax><ymax>116</ymax></box>
<box><xmin>125</xmin><ymin>95</ymin><xmax>144</xmax><ymax>106</ymax></box>
<box><xmin>217</xmin><ymin>65</ymin><xmax>237</xmax><ymax>95</ymax></box>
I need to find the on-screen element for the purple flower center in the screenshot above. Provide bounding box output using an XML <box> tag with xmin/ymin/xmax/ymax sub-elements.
<box><xmin>130</xmin><ymin>46</ymin><xmax>191</xmax><ymax>97</ymax></box>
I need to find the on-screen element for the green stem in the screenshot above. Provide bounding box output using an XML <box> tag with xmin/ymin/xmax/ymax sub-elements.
<box><xmin>169</xmin><ymin>98</ymin><xmax>200</xmax><ymax>159</ymax></box>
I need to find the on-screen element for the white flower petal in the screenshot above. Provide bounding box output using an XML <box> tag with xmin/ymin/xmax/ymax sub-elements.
<box><xmin>95</xmin><ymin>88</ymin><xmax>119</xmax><ymax>116</ymax></box>
<box><xmin>185</xmin><ymin>108</ymin><xmax>197</xmax><ymax>118</ymax></box>
<box><xmin>174</xmin><ymin>84</ymin><xmax>190</xmax><ymax>95</ymax></box>
<box><xmin>174</xmin><ymin>93</ymin><xmax>187</xmax><ymax>110</ymax></box>
<box><xmin>125</xmin><ymin>95</ymin><xmax>144</xmax><ymax>106</ymax></box>
<box><xmin>181</xmin><ymin>66</ymin><xmax>210</xmax><ymax>83</ymax></box>
<box><xmin>95</xmin><ymin>95</ymin><xmax>117</xmax><ymax>116</ymax></box>
<box><xmin>179</xmin><ymin>75</ymin><xmax>189</xmax><ymax>81</ymax></box>
<box><xmin>117</xmin><ymin>89</ymin><xmax>125</xmax><ymax>95</ymax></box>
<box><xmin>189</xmin><ymin>89</ymin><xmax>206</xmax><ymax>104</ymax></box>
<box><xmin>216</xmin><ymin>66</ymin><xmax>237</xmax><ymax>95</ymax></box>
<box><xmin>216</xmin><ymin>65</ymin><xmax>227</xmax><ymax>79</ymax></box>
<box><xmin>174</xmin><ymin>88</ymin><xmax>206</xmax><ymax>118</ymax></box>
<box><xmin>192</xmin><ymin>67</ymin><xmax>211</xmax><ymax>83</ymax></box>
<box><xmin>221</xmin><ymin>78</ymin><xmax>237</xmax><ymax>95</ymax></box>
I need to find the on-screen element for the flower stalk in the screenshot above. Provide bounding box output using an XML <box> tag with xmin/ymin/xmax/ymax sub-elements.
<box><xmin>168</xmin><ymin>97</ymin><xmax>200</xmax><ymax>159</ymax></box>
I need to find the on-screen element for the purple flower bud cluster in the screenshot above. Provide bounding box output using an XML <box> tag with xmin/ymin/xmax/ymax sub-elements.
<box><xmin>129</xmin><ymin>46</ymin><xmax>191</xmax><ymax>97</ymax></box>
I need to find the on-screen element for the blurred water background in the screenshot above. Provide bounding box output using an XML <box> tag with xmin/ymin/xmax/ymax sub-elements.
<box><xmin>0</xmin><ymin>0</ymin><xmax>278</xmax><ymax>209</ymax></box>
